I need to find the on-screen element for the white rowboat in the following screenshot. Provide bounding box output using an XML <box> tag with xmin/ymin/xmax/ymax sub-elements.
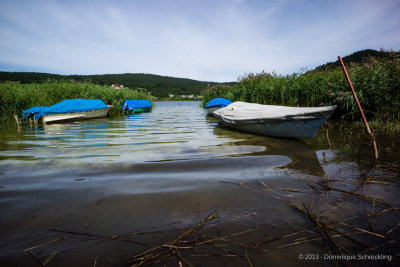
<box><xmin>213</xmin><ymin>102</ymin><xmax>336</xmax><ymax>138</ymax></box>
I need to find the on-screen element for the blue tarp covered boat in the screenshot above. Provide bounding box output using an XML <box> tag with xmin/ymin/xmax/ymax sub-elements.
<box><xmin>205</xmin><ymin>98</ymin><xmax>232</xmax><ymax>115</ymax></box>
<box><xmin>22</xmin><ymin>99</ymin><xmax>111</xmax><ymax>123</ymax></box>
<box><xmin>121</xmin><ymin>100</ymin><xmax>153</xmax><ymax>113</ymax></box>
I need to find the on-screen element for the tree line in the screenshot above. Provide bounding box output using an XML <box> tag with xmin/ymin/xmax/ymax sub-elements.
<box><xmin>0</xmin><ymin>72</ymin><xmax>231</xmax><ymax>98</ymax></box>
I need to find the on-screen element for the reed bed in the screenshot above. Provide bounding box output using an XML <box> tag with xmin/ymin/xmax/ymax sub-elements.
<box><xmin>0</xmin><ymin>80</ymin><xmax>153</xmax><ymax>132</ymax></box>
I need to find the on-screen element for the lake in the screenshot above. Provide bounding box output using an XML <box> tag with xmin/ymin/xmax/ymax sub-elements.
<box><xmin>0</xmin><ymin>101</ymin><xmax>399</xmax><ymax>266</ymax></box>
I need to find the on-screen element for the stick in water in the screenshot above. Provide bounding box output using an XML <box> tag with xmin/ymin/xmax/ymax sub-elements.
<box><xmin>338</xmin><ymin>56</ymin><xmax>378</xmax><ymax>162</ymax></box>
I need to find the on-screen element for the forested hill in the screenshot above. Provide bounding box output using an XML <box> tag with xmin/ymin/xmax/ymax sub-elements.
<box><xmin>0</xmin><ymin>72</ymin><xmax>223</xmax><ymax>98</ymax></box>
<box><xmin>314</xmin><ymin>49</ymin><xmax>400</xmax><ymax>71</ymax></box>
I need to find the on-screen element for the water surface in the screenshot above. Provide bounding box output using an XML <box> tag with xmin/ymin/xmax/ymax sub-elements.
<box><xmin>0</xmin><ymin>101</ymin><xmax>398</xmax><ymax>266</ymax></box>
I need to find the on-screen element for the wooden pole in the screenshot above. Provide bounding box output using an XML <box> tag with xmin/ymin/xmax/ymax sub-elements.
<box><xmin>338</xmin><ymin>56</ymin><xmax>378</xmax><ymax>161</ymax></box>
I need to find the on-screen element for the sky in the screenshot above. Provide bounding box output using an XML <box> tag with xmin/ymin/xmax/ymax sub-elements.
<box><xmin>0</xmin><ymin>0</ymin><xmax>399</xmax><ymax>82</ymax></box>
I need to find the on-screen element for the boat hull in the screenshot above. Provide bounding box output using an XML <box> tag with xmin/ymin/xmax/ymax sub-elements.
<box><xmin>41</xmin><ymin>107</ymin><xmax>111</xmax><ymax>123</ymax></box>
<box><xmin>125</xmin><ymin>107</ymin><xmax>152</xmax><ymax>114</ymax></box>
<box><xmin>218</xmin><ymin>118</ymin><xmax>329</xmax><ymax>138</ymax></box>
<box><xmin>205</xmin><ymin>107</ymin><xmax>221</xmax><ymax>115</ymax></box>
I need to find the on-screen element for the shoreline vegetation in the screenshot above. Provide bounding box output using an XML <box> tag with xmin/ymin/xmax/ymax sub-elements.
<box><xmin>202</xmin><ymin>50</ymin><xmax>400</xmax><ymax>123</ymax></box>
<box><xmin>0</xmin><ymin>80</ymin><xmax>154</xmax><ymax>132</ymax></box>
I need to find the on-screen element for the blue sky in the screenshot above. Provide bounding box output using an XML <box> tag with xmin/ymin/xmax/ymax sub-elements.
<box><xmin>0</xmin><ymin>0</ymin><xmax>399</xmax><ymax>82</ymax></box>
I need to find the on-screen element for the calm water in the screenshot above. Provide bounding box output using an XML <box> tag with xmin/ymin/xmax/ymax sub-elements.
<box><xmin>0</xmin><ymin>101</ymin><xmax>399</xmax><ymax>266</ymax></box>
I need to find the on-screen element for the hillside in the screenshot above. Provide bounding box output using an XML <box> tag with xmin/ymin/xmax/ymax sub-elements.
<box><xmin>314</xmin><ymin>49</ymin><xmax>399</xmax><ymax>71</ymax></box>
<box><xmin>0</xmin><ymin>72</ymin><xmax>221</xmax><ymax>98</ymax></box>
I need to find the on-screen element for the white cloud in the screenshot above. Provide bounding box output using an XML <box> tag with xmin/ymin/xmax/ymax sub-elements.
<box><xmin>0</xmin><ymin>0</ymin><xmax>399</xmax><ymax>82</ymax></box>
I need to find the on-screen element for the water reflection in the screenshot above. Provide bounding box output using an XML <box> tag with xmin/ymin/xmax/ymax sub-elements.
<box><xmin>211</xmin><ymin>126</ymin><xmax>325</xmax><ymax>176</ymax></box>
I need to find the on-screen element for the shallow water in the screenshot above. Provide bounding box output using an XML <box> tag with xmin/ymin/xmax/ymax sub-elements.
<box><xmin>0</xmin><ymin>101</ymin><xmax>399</xmax><ymax>266</ymax></box>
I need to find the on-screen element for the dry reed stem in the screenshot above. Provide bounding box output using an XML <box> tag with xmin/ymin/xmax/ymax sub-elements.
<box><xmin>128</xmin><ymin>211</ymin><xmax>220</xmax><ymax>265</ymax></box>
<box><xmin>258</xmin><ymin>180</ymin><xmax>274</xmax><ymax>191</ymax></box>
<box><xmin>109</xmin><ymin>221</ymin><xmax>182</xmax><ymax>239</ymax></box>
<box><xmin>26</xmin><ymin>250</ymin><xmax>58</xmax><ymax>267</ymax></box>
<box><xmin>252</xmin><ymin>230</ymin><xmax>312</xmax><ymax>248</ymax></box>
<box><xmin>319</xmin><ymin>202</ymin><xmax>345</xmax><ymax>218</ymax></box>
<box><xmin>173</xmin><ymin>249</ymin><xmax>195</xmax><ymax>267</ymax></box>
<box><xmin>302</xmin><ymin>204</ymin><xmax>344</xmax><ymax>259</ymax></box>
<box><xmin>197</xmin><ymin>228</ymin><xmax>259</xmax><ymax>247</ymax></box>
<box><xmin>26</xmin><ymin>250</ymin><xmax>44</xmax><ymax>267</ymax></box>
<box><xmin>203</xmin><ymin>212</ymin><xmax>256</xmax><ymax>230</ymax></box>
<box><xmin>244</xmin><ymin>247</ymin><xmax>254</xmax><ymax>267</ymax></box>
<box><xmin>264</xmin><ymin>237</ymin><xmax>318</xmax><ymax>252</ymax></box>
<box><xmin>196</xmin><ymin>238</ymin><xmax>243</xmax><ymax>259</ymax></box>
<box><xmin>314</xmin><ymin>182</ymin><xmax>391</xmax><ymax>207</ymax></box>
<box><xmin>305</xmin><ymin>181</ymin><xmax>322</xmax><ymax>194</ymax></box>
<box><xmin>365</xmin><ymin>239</ymin><xmax>398</xmax><ymax>253</ymax></box>
<box><xmin>24</xmin><ymin>237</ymin><xmax>64</xmax><ymax>267</ymax></box>
<box><xmin>386</xmin><ymin>222</ymin><xmax>400</xmax><ymax>234</ymax></box>
<box><xmin>47</xmin><ymin>228</ymin><xmax>146</xmax><ymax>245</ymax></box>
<box><xmin>190</xmin><ymin>254</ymin><xmax>238</xmax><ymax>257</ymax></box>
<box><xmin>348</xmin><ymin>178</ymin><xmax>392</xmax><ymax>185</ymax></box>
<box><xmin>287</xmin><ymin>200</ymin><xmax>367</xmax><ymax>249</ymax></box>
<box><xmin>264</xmin><ymin>231</ymin><xmax>365</xmax><ymax>252</ymax></box>
<box><xmin>24</xmin><ymin>237</ymin><xmax>64</xmax><ymax>252</ymax></box>
<box><xmin>342</xmin><ymin>206</ymin><xmax>400</xmax><ymax>221</ymax></box>
<box><xmin>220</xmin><ymin>181</ymin><xmax>282</xmax><ymax>200</ymax></box>
<box><xmin>279</xmin><ymin>188</ymin><xmax>307</xmax><ymax>193</ymax></box>
<box><xmin>337</xmin><ymin>222</ymin><xmax>385</xmax><ymax>239</ymax></box>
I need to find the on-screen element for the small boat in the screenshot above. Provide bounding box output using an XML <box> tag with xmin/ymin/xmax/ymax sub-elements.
<box><xmin>121</xmin><ymin>100</ymin><xmax>153</xmax><ymax>113</ymax></box>
<box><xmin>205</xmin><ymin>98</ymin><xmax>232</xmax><ymax>115</ymax></box>
<box><xmin>22</xmin><ymin>99</ymin><xmax>112</xmax><ymax>123</ymax></box>
<box><xmin>213</xmin><ymin>101</ymin><xmax>336</xmax><ymax>138</ymax></box>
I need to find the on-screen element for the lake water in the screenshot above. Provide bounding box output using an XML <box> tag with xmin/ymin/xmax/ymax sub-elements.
<box><xmin>0</xmin><ymin>101</ymin><xmax>399</xmax><ymax>266</ymax></box>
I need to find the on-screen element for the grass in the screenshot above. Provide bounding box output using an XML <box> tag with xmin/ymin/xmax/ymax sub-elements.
<box><xmin>202</xmin><ymin>55</ymin><xmax>400</xmax><ymax>122</ymax></box>
<box><xmin>0</xmin><ymin>80</ymin><xmax>153</xmax><ymax>132</ymax></box>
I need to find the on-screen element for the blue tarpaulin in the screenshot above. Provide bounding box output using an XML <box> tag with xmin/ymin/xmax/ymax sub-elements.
<box><xmin>121</xmin><ymin>100</ymin><xmax>153</xmax><ymax>111</ymax></box>
<box><xmin>22</xmin><ymin>99</ymin><xmax>108</xmax><ymax>119</ymax></box>
<box><xmin>205</xmin><ymin>98</ymin><xmax>232</xmax><ymax>108</ymax></box>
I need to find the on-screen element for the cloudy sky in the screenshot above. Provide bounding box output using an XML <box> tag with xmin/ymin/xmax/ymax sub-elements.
<box><xmin>0</xmin><ymin>0</ymin><xmax>399</xmax><ymax>82</ymax></box>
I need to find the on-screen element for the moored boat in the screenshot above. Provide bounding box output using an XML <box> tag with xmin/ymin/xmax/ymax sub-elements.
<box><xmin>22</xmin><ymin>99</ymin><xmax>112</xmax><ymax>123</ymax></box>
<box><xmin>121</xmin><ymin>100</ymin><xmax>153</xmax><ymax>113</ymax></box>
<box><xmin>213</xmin><ymin>101</ymin><xmax>336</xmax><ymax>138</ymax></box>
<box><xmin>205</xmin><ymin>98</ymin><xmax>232</xmax><ymax>115</ymax></box>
